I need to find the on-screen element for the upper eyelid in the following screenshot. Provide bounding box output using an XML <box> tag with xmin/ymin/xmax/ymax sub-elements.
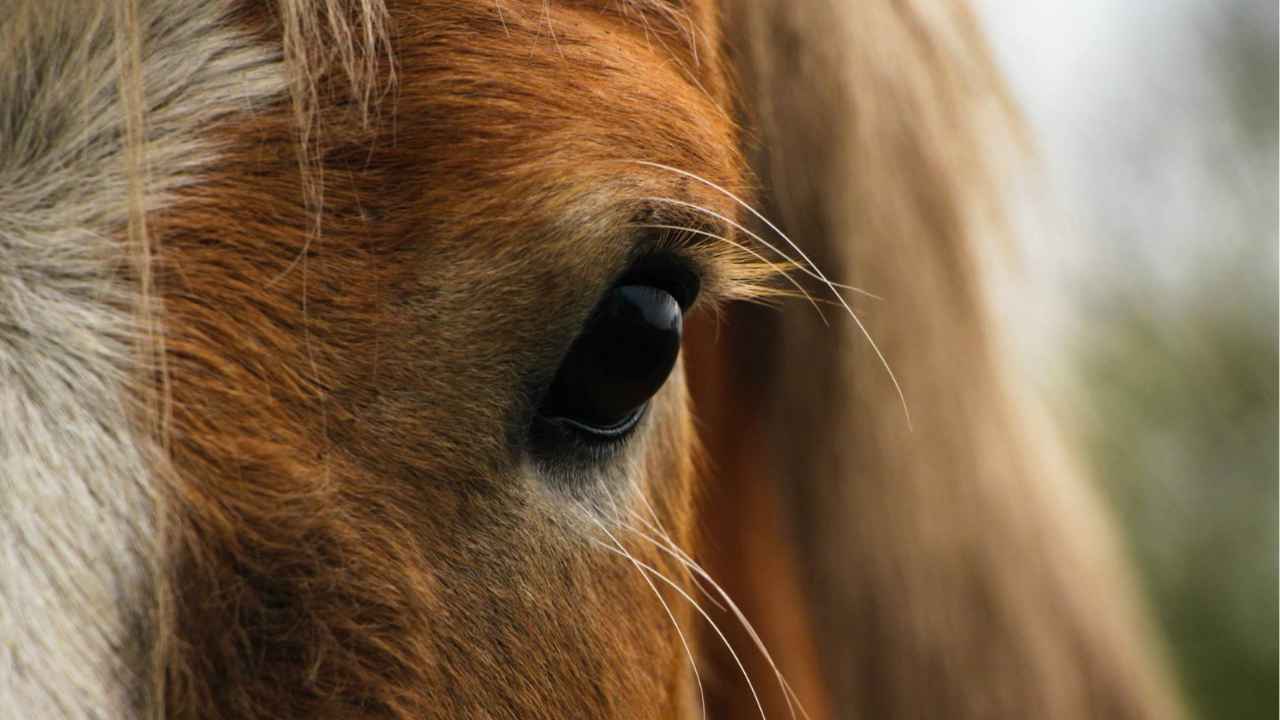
<box><xmin>624</xmin><ymin>206</ymin><xmax>728</xmax><ymax>273</ymax></box>
<box><xmin>611</xmin><ymin>248</ymin><xmax>702</xmax><ymax>310</ymax></box>
<box><xmin>623</xmin><ymin>214</ymin><xmax>788</xmax><ymax>308</ymax></box>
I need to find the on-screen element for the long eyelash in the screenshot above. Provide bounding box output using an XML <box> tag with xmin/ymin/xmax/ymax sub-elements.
<box><xmin>627</xmin><ymin>160</ymin><xmax>912</xmax><ymax>429</ymax></box>
<box><xmin>630</xmin><ymin>222</ymin><xmax>830</xmax><ymax>325</ymax></box>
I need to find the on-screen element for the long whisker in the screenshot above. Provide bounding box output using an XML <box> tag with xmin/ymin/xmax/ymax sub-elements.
<box><xmin>581</xmin><ymin>505</ymin><xmax>709</xmax><ymax>720</ymax></box>
<box><xmin>629</xmin><ymin>223</ymin><xmax>828</xmax><ymax>325</ymax></box>
<box><xmin>621</xmin><ymin>495</ymin><xmax>726</xmax><ymax>612</ymax></box>
<box><xmin>613</xmin><ymin>489</ymin><xmax>726</xmax><ymax>613</ymax></box>
<box><xmin>491</xmin><ymin>1</ymin><xmax>511</xmax><ymax>38</ymax></box>
<box><xmin>634</xmin><ymin>161</ymin><xmax>912</xmax><ymax>428</ymax></box>
<box><xmin>587</xmin><ymin>513</ymin><xmax>768</xmax><ymax>720</ymax></box>
<box><xmin>615</xmin><ymin>510</ymin><xmax>807</xmax><ymax>720</ymax></box>
<box><xmin>617</xmin><ymin>491</ymin><xmax>806</xmax><ymax>720</ymax></box>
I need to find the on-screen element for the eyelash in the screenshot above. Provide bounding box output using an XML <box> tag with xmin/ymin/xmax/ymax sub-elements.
<box><xmin>625</xmin><ymin>221</ymin><xmax>778</xmax><ymax>309</ymax></box>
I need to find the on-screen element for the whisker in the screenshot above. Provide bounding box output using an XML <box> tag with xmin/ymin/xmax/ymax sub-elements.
<box><xmin>580</xmin><ymin>504</ymin><xmax>708</xmax><ymax>720</ymax></box>
<box><xmin>629</xmin><ymin>223</ymin><xmax>829</xmax><ymax>325</ymax></box>
<box><xmin>822</xmin><ymin>281</ymin><xmax>880</xmax><ymax>300</ymax></box>
<box><xmin>616</xmin><ymin>491</ymin><xmax>807</xmax><ymax>720</ymax></box>
<box><xmin>613</xmin><ymin>489</ymin><xmax>727</xmax><ymax>612</ymax></box>
<box><xmin>492</xmin><ymin>1</ymin><xmax>511</xmax><ymax>38</ymax></box>
<box><xmin>587</xmin><ymin>513</ymin><xmax>768</xmax><ymax>720</ymax></box>
<box><xmin>625</xmin><ymin>513</ymin><xmax>728</xmax><ymax>611</ymax></box>
<box><xmin>634</xmin><ymin>161</ymin><xmax>912</xmax><ymax>428</ymax></box>
<box><xmin>542</xmin><ymin>0</ymin><xmax>565</xmax><ymax>59</ymax></box>
<box><xmin>614</xmin><ymin>511</ymin><xmax>807</xmax><ymax>720</ymax></box>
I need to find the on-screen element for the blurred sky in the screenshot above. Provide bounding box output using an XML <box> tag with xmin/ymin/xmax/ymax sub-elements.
<box><xmin>974</xmin><ymin>0</ymin><xmax>1278</xmax><ymax>368</ymax></box>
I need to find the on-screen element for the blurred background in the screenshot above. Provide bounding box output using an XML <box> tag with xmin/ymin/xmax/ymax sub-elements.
<box><xmin>974</xmin><ymin>1</ymin><xmax>1277</xmax><ymax>717</ymax></box>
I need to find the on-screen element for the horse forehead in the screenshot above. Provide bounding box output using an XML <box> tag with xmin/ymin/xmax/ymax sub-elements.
<box><xmin>389</xmin><ymin>2</ymin><xmax>729</xmax><ymax>130</ymax></box>
<box><xmin>0</xmin><ymin>2</ymin><xmax>288</xmax><ymax>716</ymax></box>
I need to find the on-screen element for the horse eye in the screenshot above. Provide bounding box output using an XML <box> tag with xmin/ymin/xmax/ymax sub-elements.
<box><xmin>539</xmin><ymin>284</ymin><xmax>684</xmax><ymax>440</ymax></box>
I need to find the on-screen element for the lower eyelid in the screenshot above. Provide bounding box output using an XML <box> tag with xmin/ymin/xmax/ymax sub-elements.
<box><xmin>544</xmin><ymin>404</ymin><xmax>647</xmax><ymax>441</ymax></box>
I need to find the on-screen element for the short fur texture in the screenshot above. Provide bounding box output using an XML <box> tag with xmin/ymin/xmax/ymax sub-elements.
<box><xmin>1</xmin><ymin>1</ymin><xmax>1184</xmax><ymax>718</ymax></box>
<box><xmin>0</xmin><ymin>2</ymin><xmax>283</xmax><ymax>716</ymax></box>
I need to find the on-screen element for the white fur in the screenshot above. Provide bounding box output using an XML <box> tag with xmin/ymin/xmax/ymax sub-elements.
<box><xmin>0</xmin><ymin>2</ymin><xmax>285</xmax><ymax>716</ymax></box>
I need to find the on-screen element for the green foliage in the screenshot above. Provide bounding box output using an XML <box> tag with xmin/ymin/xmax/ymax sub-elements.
<box><xmin>1075</xmin><ymin>272</ymin><xmax>1277</xmax><ymax>719</ymax></box>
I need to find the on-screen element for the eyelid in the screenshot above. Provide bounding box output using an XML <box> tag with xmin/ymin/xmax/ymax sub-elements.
<box><xmin>626</xmin><ymin>220</ymin><xmax>784</xmax><ymax>309</ymax></box>
<box><xmin>615</xmin><ymin>251</ymin><xmax>701</xmax><ymax>310</ymax></box>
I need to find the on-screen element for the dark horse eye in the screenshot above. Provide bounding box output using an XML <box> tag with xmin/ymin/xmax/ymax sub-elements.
<box><xmin>540</xmin><ymin>285</ymin><xmax>683</xmax><ymax>439</ymax></box>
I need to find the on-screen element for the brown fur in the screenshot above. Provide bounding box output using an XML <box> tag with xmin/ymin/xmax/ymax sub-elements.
<box><xmin>108</xmin><ymin>0</ymin><xmax>1182</xmax><ymax>718</ymax></box>
<box><xmin>156</xmin><ymin>2</ymin><xmax>752</xmax><ymax>717</ymax></box>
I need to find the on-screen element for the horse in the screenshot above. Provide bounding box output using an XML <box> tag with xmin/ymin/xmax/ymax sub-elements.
<box><xmin>1</xmin><ymin>1</ymin><xmax>1184</xmax><ymax>717</ymax></box>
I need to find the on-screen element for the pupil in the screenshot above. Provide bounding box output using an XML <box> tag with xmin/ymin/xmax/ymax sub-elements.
<box><xmin>543</xmin><ymin>285</ymin><xmax>682</xmax><ymax>429</ymax></box>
